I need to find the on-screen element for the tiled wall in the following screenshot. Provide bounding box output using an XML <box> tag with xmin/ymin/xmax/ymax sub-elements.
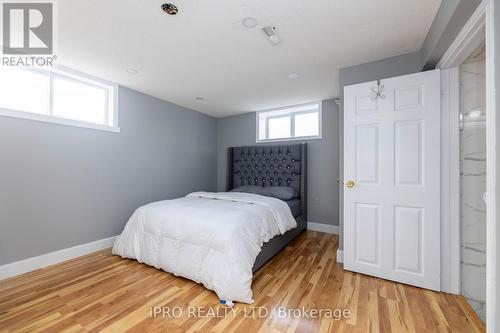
<box><xmin>459</xmin><ymin>46</ymin><xmax>486</xmax><ymax>323</ymax></box>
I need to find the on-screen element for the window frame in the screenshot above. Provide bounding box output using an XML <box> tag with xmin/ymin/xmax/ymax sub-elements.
<box><xmin>256</xmin><ymin>101</ymin><xmax>322</xmax><ymax>143</ymax></box>
<box><xmin>0</xmin><ymin>65</ymin><xmax>120</xmax><ymax>133</ymax></box>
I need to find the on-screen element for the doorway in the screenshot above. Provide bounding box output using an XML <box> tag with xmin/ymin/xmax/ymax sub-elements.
<box><xmin>459</xmin><ymin>41</ymin><xmax>487</xmax><ymax>323</ymax></box>
<box><xmin>437</xmin><ymin>1</ymin><xmax>497</xmax><ymax>327</ymax></box>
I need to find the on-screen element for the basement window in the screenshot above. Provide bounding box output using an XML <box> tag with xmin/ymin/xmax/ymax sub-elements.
<box><xmin>257</xmin><ymin>102</ymin><xmax>322</xmax><ymax>142</ymax></box>
<box><xmin>0</xmin><ymin>66</ymin><xmax>119</xmax><ymax>132</ymax></box>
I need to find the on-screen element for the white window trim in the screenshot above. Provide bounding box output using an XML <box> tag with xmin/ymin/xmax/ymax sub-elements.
<box><xmin>0</xmin><ymin>65</ymin><xmax>120</xmax><ymax>133</ymax></box>
<box><xmin>256</xmin><ymin>101</ymin><xmax>323</xmax><ymax>143</ymax></box>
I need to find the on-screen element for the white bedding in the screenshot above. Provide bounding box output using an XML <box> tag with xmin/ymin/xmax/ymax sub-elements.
<box><xmin>112</xmin><ymin>191</ymin><xmax>296</xmax><ymax>304</ymax></box>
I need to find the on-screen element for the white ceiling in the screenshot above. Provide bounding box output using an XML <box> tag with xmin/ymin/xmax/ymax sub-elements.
<box><xmin>58</xmin><ymin>0</ymin><xmax>442</xmax><ymax>118</ymax></box>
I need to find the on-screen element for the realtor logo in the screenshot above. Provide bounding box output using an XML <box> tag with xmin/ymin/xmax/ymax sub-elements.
<box><xmin>2</xmin><ymin>2</ymin><xmax>53</xmax><ymax>55</ymax></box>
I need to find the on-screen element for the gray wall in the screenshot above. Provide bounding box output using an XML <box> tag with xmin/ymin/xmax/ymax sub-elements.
<box><xmin>420</xmin><ymin>0</ymin><xmax>461</xmax><ymax>67</ymax></box>
<box><xmin>337</xmin><ymin>52</ymin><xmax>422</xmax><ymax>249</ymax></box>
<box><xmin>420</xmin><ymin>0</ymin><xmax>482</xmax><ymax>69</ymax></box>
<box><xmin>0</xmin><ymin>87</ymin><xmax>217</xmax><ymax>265</ymax></box>
<box><xmin>217</xmin><ymin>100</ymin><xmax>340</xmax><ymax>226</ymax></box>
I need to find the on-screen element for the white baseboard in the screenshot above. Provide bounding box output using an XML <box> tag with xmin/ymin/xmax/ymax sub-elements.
<box><xmin>0</xmin><ymin>223</ymin><xmax>339</xmax><ymax>280</ymax></box>
<box><xmin>0</xmin><ymin>236</ymin><xmax>118</xmax><ymax>281</ymax></box>
<box><xmin>307</xmin><ymin>222</ymin><xmax>339</xmax><ymax>234</ymax></box>
<box><xmin>336</xmin><ymin>250</ymin><xmax>344</xmax><ymax>263</ymax></box>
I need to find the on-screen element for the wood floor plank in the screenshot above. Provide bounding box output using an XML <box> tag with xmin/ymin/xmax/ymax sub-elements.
<box><xmin>0</xmin><ymin>231</ymin><xmax>485</xmax><ymax>333</ymax></box>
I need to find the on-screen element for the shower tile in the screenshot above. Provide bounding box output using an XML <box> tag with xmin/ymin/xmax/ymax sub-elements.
<box><xmin>460</xmin><ymin>57</ymin><xmax>486</xmax><ymax>323</ymax></box>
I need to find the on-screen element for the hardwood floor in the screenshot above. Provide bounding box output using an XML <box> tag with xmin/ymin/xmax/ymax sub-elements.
<box><xmin>0</xmin><ymin>231</ymin><xmax>485</xmax><ymax>333</ymax></box>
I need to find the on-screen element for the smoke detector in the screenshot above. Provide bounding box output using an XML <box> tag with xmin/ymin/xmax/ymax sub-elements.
<box><xmin>262</xmin><ymin>26</ymin><xmax>281</xmax><ymax>46</ymax></box>
<box><xmin>161</xmin><ymin>3</ymin><xmax>178</xmax><ymax>15</ymax></box>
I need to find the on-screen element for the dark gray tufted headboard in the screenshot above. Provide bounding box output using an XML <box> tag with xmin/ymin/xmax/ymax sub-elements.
<box><xmin>226</xmin><ymin>143</ymin><xmax>307</xmax><ymax>218</ymax></box>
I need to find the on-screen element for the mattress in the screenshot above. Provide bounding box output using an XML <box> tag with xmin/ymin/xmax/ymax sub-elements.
<box><xmin>285</xmin><ymin>199</ymin><xmax>301</xmax><ymax>217</ymax></box>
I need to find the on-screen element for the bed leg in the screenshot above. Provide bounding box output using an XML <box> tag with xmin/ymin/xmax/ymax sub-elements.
<box><xmin>220</xmin><ymin>300</ymin><xmax>235</xmax><ymax>308</ymax></box>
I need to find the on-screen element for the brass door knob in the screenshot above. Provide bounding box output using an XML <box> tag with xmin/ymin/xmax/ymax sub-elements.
<box><xmin>346</xmin><ymin>180</ymin><xmax>355</xmax><ymax>188</ymax></box>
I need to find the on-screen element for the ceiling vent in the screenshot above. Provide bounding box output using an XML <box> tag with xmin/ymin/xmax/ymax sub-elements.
<box><xmin>262</xmin><ymin>26</ymin><xmax>281</xmax><ymax>46</ymax></box>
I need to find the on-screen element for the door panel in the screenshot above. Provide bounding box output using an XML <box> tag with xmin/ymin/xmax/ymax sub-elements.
<box><xmin>344</xmin><ymin>70</ymin><xmax>441</xmax><ymax>291</ymax></box>
<box><xmin>394</xmin><ymin>120</ymin><xmax>423</xmax><ymax>186</ymax></box>
<box><xmin>355</xmin><ymin>124</ymin><xmax>380</xmax><ymax>184</ymax></box>
<box><xmin>355</xmin><ymin>95</ymin><xmax>379</xmax><ymax>114</ymax></box>
<box><xmin>355</xmin><ymin>203</ymin><xmax>381</xmax><ymax>266</ymax></box>
<box><xmin>394</xmin><ymin>85</ymin><xmax>424</xmax><ymax>111</ymax></box>
<box><xmin>394</xmin><ymin>206</ymin><xmax>423</xmax><ymax>274</ymax></box>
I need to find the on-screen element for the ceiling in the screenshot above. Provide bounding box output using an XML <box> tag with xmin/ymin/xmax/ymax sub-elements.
<box><xmin>57</xmin><ymin>0</ymin><xmax>442</xmax><ymax>118</ymax></box>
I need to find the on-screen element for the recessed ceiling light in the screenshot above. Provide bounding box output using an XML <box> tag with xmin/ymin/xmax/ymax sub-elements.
<box><xmin>126</xmin><ymin>68</ymin><xmax>138</xmax><ymax>74</ymax></box>
<box><xmin>288</xmin><ymin>73</ymin><xmax>300</xmax><ymax>79</ymax></box>
<box><xmin>242</xmin><ymin>17</ymin><xmax>258</xmax><ymax>28</ymax></box>
<box><xmin>195</xmin><ymin>97</ymin><xmax>204</xmax><ymax>101</ymax></box>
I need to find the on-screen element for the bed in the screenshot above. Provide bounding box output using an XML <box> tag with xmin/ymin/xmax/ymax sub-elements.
<box><xmin>227</xmin><ymin>144</ymin><xmax>308</xmax><ymax>272</ymax></box>
<box><xmin>112</xmin><ymin>143</ymin><xmax>307</xmax><ymax>304</ymax></box>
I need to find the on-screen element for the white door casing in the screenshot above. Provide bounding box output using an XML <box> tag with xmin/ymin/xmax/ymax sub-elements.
<box><xmin>343</xmin><ymin>70</ymin><xmax>441</xmax><ymax>291</ymax></box>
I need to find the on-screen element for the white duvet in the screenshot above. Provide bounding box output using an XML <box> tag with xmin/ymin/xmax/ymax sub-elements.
<box><xmin>112</xmin><ymin>191</ymin><xmax>296</xmax><ymax>304</ymax></box>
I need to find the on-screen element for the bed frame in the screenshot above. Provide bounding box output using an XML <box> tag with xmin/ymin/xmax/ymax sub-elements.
<box><xmin>226</xmin><ymin>143</ymin><xmax>307</xmax><ymax>272</ymax></box>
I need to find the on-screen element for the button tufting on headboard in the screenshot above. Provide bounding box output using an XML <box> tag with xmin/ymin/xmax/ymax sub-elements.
<box><xmin>227</xmin><ymin>143</ymin><xmax>307</xmax><ymax>218</ymax></box>
<box><xmin>229</xmin><ymin>145</ymin><xmax>302</xmax><ymax>193</ymax></box>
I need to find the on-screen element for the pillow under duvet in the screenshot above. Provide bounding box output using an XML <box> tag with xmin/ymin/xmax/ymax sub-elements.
<box><xmin>230</xmin><ymin>185</ymin><xmax>298</xmax><ymax>201</ymax></box>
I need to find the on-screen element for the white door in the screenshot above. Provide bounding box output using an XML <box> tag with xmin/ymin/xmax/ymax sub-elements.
<box><xmin>343</xmin><ymin>70</ymin><xmax>441</xmax><ymax>291</ymax></box>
